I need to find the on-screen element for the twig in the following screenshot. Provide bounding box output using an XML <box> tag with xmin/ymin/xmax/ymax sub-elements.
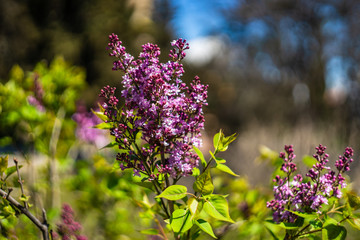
<box><xmin>0</xmin><ymin>188</ymin><xmax>50</xmax><ymax>240</ymax></box>
<box><xmin>14</xmin><ymin>158</ymin><xmax>28</xmax><ymax>209</ymax></box>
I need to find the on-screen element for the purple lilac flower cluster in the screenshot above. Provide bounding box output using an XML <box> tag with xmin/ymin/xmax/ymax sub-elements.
<box><xmin>267</xmin><ymin>144</ymin><xmax>354</xmax><ymax>223</ymax></box>
<box><xmin>99</xmin><ymin>34</ymin><xmax>208</xmax><ymax>178</ymax></box>
<box><xmin>52</xmin><ymin>204</ymin><xmax>87</xmax><ymax>240</ymax></box>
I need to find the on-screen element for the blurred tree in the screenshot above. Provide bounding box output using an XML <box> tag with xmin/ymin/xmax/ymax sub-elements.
<box><xmin>227</xmin><ymin>0</ymin><xmax>360</xmax><ymax>119</ymax></box>
<box><xmin>0</xmin><ymin>0</ymin><xmax>174</xmax><ymax>105</ymax></box>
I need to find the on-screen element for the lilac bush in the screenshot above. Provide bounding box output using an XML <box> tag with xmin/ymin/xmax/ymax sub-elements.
<box><xmin>99</xmin><ymin>34</ymin><xmax>208</xmax><ymax>178</ymax></box>
<box><xmin>267</xmin><ymin>144</ymin><xmax>354</xmax><ymax>223</ymax></box>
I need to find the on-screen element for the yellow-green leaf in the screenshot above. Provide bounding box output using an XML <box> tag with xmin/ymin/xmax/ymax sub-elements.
<box><xmin>215</xmin><ymin>163</ymin><xmax>239</xmax><ymax>177</ymax></box>
<box><xmin>195</xmin><ymin>219</ymin><xmax>217</xmax><ymax>239</ymax></box>
<box><xmin>156</xmin><ymin>185</ymin><xmax>187</xmax><ymax>201</ymax></box>
<box><xmin>203</xmin><ymin>195</ymin><xmax>234</xmax><ymax>223</ymax></box>
<box><xmin>0</xmin><ymin>155</ymin><xmax>8</xmax><ymax>174</ymax></box>
<box><xmin>170</xmin><ymin>209</ymin><xmax>193</xmax><ymax>233</ymax></box>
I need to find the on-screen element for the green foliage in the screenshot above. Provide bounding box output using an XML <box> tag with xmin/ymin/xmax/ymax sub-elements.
<box><xmin>156</xmin><ymin>185</ymin><xmax>188</xmax><ymax>201</ymax></box>
<box><xmin>193</xmin><ymin>170</ymin><xmax>214</xmax><ymax>195</ymax></box>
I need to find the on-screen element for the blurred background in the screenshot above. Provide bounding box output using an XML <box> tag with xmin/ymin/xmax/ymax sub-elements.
<box><xmin>1</xmin><ymin>0</ymin><xmax>360</xmax><ymax>185</ymax></box>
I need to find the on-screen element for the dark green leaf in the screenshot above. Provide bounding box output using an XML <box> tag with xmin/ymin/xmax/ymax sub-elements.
<box><xmin>322</xmin><ymin>224</ymin><xmax>347</xmax><ymax>240</ymax></box>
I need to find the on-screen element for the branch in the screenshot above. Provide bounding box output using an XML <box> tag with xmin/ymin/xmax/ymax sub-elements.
<box><xmin>14</xmin><ymin>158</ymin><xmax>28</xmax><ymax>209</ymax></box>
<box><xmin>0</xmin><ymin>189</ymin><xmax>50</xmax><ymax>240</ymax></box>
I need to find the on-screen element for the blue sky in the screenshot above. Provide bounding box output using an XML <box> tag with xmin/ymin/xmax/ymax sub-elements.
<box><xmin>168</xmin><ymin>1</ymin><xmax>351</xmax><ymax>91</ymax></box>
<box><xmin>169</xmin><ymin>0</ymin><xmax>237</xmax><ymax>40</ymax></box>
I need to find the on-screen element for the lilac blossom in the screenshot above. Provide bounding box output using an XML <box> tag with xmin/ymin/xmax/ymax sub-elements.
<box><xmin>267</xmin><ymin>144</ymin><xmax>354</xmax><ymax>223</ymax></box>
<box><xmin>52</xmin><ymin>204</ymin><xmax>87</xmax><ymax>240</ymax></box>
<box><xmin>99</xmin><ymin>34</ymin><xmax>208</xmax><ymax>178</ymax></box>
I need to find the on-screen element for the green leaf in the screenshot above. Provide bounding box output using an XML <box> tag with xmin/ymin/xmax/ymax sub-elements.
<box><xmin>140</xmin><ymin>229</ymin><xmax>159</xmax><ymax>235</ymax></box>
<box><xmin>221</xmin><ymin>132</ymin><xmax>237</xmax><ymax>148</ymax></box>
<box><xmin>156</xmin><ymin>185</ymin><xmax>187</xmax><ymax>201</ymax></box>
<box><xmin>91</xmin><ymin>109</ymin><xmax>109</xmax><ymax>122</ymax></box>
<box><xmin>288</xmin><ymin>210</ymin><xmax>318</xmax><ymax>221</ymax></box>
<box><xmin>213</xmin><ymin>130</ymin><xmax>237</xmax><ymax>152</ymax></box>
<box><xmin>213</xmin><ymin>131</ymin><xmax>223</xmax><ymax>152</ymax></box>
<box><xmin>195</xmin><ymin>219</ymin><xmax>217</xmax><ymax>239</ymax></box>
<box><xmin>265</xmin><ymin>226</ymin><xmax>280</xmax><ymax>240</ymax></box>
<box><xmin>203</xmin><ymin>195</ymin><xmax>234</xmax><ymax>223</ymax></box>
<box><xmin>346</xmin><ymin>191</ymin><xmax>360</xmax><ymax>210</ymax></box>
<box><xmin>214</xmin><ymin>157</ymin><xmax>226</xmax><ymax>164</ymax></box>
<box><xmin>322</xmin><ymin>224</ymin><xmax>347</xmax><ymax>240</ymax></box>
<box><xmin>215</xmin><ymin>163</ymin><xmax>239</xmax><ymax>177</ymax></box>
<box><xmin>0</xmin><ymin>156</ymin><xmax>8</xmax><ymax>174</ymax></box>
<box><xmin>265</xmin><ymin>218</ymin><xmax>304</xmax><ymax>230</ymax></box>
<box><xmin>93</xmin><ymin>122</ymin><xmax>112</xmax><ymax>129</ymax></box>
<box><xmin>193</xmin><ymin>170</ymin><xmax>214</xmax><ymax>195</ymax></box>
<box><xmin>192</xmin><ymin>167</ymin><xmax>200</xmax><ymax>177</ymax></box>
<box><xmin>170</xmin><ymin>209</ymin><xmax>193</xmax><ymax>233</ymax></box>
<box><xmin>194</xmin><ymin>146</ymin><xmax>206</xmax><ymax>167</ymax></box>
<box><xmin>4</xmin><ymin>165</ymin><xmax>22</xmax><ymax>180</ymax></box>
<box><xmin>19</xmin><ymin>194</ymin><xmax>30</xmax><ymax>203</ymax></box>
<box><xmin>188</xmin><ymin>197</ymin><xmax>202</xmax><ymax>220</ymax></box>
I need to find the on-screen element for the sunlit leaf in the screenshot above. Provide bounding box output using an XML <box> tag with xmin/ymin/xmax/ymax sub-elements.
<box><xmin>195</xmin><ymin>219</ymin><xmax>217</xmax><ymax>239</ymax></box>
<box><xmin>194</xmin><ymin>146</ymin><xmax>206</xmax><ymax>167</ymax></box>
<box><xmin>156</xmin><ymin>185</ymin><xmax>187</xmax><ymax>201</ymax></box>
<box><xmin>93</xmin><ymin>122</ymin><xmax>112</xmax><ymax>129</ymax></box>
<box><xmin>91</xmin><ymin>109</ymin><xmax>108</xmax><ymax>122</ymax></box>
<box><xmin>170</xmin><ymin>209</ymin><xmax>193</xmax><ymax>233</ymax></box>
<box><xmin>203</xmin><ymin>195</ymin><xmax>234</xmax><ymax>223</ymax></box>
<box><xmin>188</xmin><ymin>197</ymin><xmax>202</xmax><ymax>220</ymax></box>
<box><xmin>215</xmin><ymin>163</ymin><xmax>239</xmax><ymax>177</ymax></box>
<box><xmin>192</xmin><ymin>167</ymin><xmax>200</xmax><ymax>177</ymax></box>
